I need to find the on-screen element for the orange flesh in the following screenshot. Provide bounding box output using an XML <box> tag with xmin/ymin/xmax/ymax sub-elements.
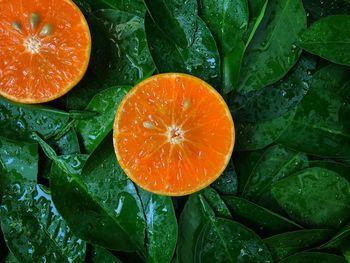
<box><xmin>114</xmin><ymin>74</ymin><xmax>235</xmax><ymax>196</ymax></box>
<box><xmin>0</xmin><ymin>0</ymin><xmax>91</xmax><ymax>103</ymax></box>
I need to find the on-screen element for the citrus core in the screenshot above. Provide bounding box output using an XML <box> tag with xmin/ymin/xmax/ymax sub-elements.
<box><xmin>0</xmin><ymin>0</ymin><xmax>91</xmax><ymax>104</ymax></box>
<box><xmin>113</xmin><ymin>73</ymin><xmax>235</xmax><ymax>196</ymax></box>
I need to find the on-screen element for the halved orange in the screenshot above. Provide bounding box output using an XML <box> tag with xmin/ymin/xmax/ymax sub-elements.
<box><xmin>113</xmin><ymin>73</ymin><xmax>235</xmax><ymax>196</ymax></box>
<box><xmin>0</xmin><ymin>0</ymin><xmax>91</xmax><ymax>104</ymax></box>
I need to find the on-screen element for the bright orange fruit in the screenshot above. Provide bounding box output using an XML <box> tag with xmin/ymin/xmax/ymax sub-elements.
<box><xmin>113</xmin><ymin>73</ymin><xmax>235</xmax><ymax>196</ymax></box>
<box><xmin>0</xmin><ymin>0</ymin><xmax>91</xmax><ymax>104</ymax></box>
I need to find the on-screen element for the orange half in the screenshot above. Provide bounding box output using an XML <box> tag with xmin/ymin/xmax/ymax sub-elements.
<box><xmin>0</xmin><ymin>0</ymin><xmax>91</xmax><ymax>104</ymax></box>
<box><xmin>113</xmin><ymin>73</ymin><xmax>235</xmax><ymax>196</ymax></box>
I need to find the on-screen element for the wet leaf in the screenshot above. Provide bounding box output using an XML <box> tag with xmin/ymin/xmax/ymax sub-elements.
<box><xmin>241</xmin><ymin>144</ymin><xmax>309</xmax><ymax>206</ymax></box>
<box><xmin>0</xmin><ymin>183</ymin><xmax>86</xmax><ymax>262</ymax></box>
<box><xmin>92</xmin><ymin>246</ymin><xmax>122</xmax><ymax>263</ymax></box>
<box><xmin>0</xmin><ymin>97</ymin><xmax>69</xmax><ymax>140</ymax></box>
<box><xmin>303</xmin><ymin>0</ymin><xmax>350</xmax><ymax>20</ymax></box>
<box><xmin>277</xmin><ymin>65</ymin><xmax>350</xmax><ymax>158</ymax></box>
<box><xmin>320</xmin><ymin>224</ymin><xmax>350</xmax><ymax>250</ymax></box>
<box><xmin>138</xmin><ymin>188</ymin><xmax>178</xmax><ymax>263</ymax></box>
<box><xmin>231</xmin><ymin>54</ymin><xmax>317</xmax><ymax>122</ymax></box>
<box><xmin>177</xmin><ymin>194</ymin><xmax>214</xmax><ymax>263</ymax></box>
<box><xmin>194</xmin><ymin>218</ymin><xmax>273</xmax><ymax>263</ymax></box>
<box><xmin>224</xmin><ymin>196</ymin><xmax>302</xmax><ymax>237</ymax></box>
<box><xmin>50</xmin><ymin>138</ymin><xmax>146</xmax><ymax>252</ymax></box>
<box><xmin>265</xmin><ymin>229</ymin><xmax>333</xmax><ymax>261</ymax></box>
<box><xmin>211</xmin><ymin>160</ymin><xmax>238</xmax><ymax>195</ymax></box>
<box><xmin>90</xmin><ymin>9</ymin><xmax>155</xmax><ymax>87</ymax></box>
<box><xmin>4</xmin><ymin>253</ymin><xmax>20</xmax><ymax>263</ymax></box>
<box><xmin>235</xmin><ymin>110</ymin><xmax>296</xmax><ymax>151</ymax></box>
<box><xmin>144</xmin><ymin>0</ymin><xmax>198</xmax><ymax>48</ymax></box>
<box><xmin>198</xmin><ymin>0</ymin><xmax>249</xmax><ymax>93</ymax></box>
<box><xmin>145</xmin><ymin>14</ymin><xmax>220</xmax><ymax>88</ymax></box>
<box><xmin>279</xmin><ymin>252</ymin><xmax>347</xmax><ymax>263</ymax></box>
<box><xmin>237</xmin><ymin>0</ymin><xmax>306</xmax><ymax>92</ymax></box>
<box><xmin>77</xmin><ymin>86</ymin><xmax>130</xmax><ymax>153</ymax></box>
<box><xmin>309</xmin><ymin>160</ymin><xmax>350</xmax><ymax>182</ymax></box>
<box><xmin>245</xmin><ymin>0</ymin><xmax>269</xmax><ymax>43</ymax></box>
<box><xmin>83</xmin><ymin>0</ymin><xmax>146</xmax><ymax>16</ymax></box>
<box><xmin>201</xmin><ymin>187</ymin><xmax>232</xmax><ymax>219</ymax></box>
<box><xmin>299</xmin><ymin>15</ymin><xmax>350</xmax><ymax>66</ymax></box>
<box><xmin>48</xmin><ymin>128</ymin><xmax>80</xmax><ymax>155</ymax></box>
<box><xmin>272</xmin><ymin>167</ymin><xmax>350</xmax><ymax>228</ymax></box>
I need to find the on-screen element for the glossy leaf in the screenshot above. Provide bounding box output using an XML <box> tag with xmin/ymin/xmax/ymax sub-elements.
<box><xmin>201</xmin><ymin>187</ymin><xmax>232</xmax><ymax>219</ymax></box>
<box><xmin>309</xmin><ymin>160</ymin><xmax>350</xmax><ymax>182</ymax></box>
<box><xmin>224</xmin><ymin>196</ymin><xmax>302</xmax><ymax>237</ymax></box>
<box><xmin>177</xmin><ymin>194</ymin><xmax>214</xmax><ymax>263</ymax></box>
<box><xmin>50</xmin><ymin>138</ymin><xmax>146</xmax><ymax>252</ymax></box>
<box><xmin>235</xmin><ymin>110</ymin><xmax>296</xmax><ymax>151</ymax></box>
<box><xmin>234</xmin><ymin>149</ymin><xmax>265</xmax><ymax>194</ymax></box>
<box><xmin>145</xmin><ymin>14</ymin><xmax>220</xmax><ymax>88</ymax></box>
<box><xmin>237</xmin><ymin>0</ymin><xmax>306</xmax><ymax>92</ymax></box>
<box><xmin>320</xmin><ymin>224</ymin><xmax>350</xmax><ymax>250</ymax></box>
<box><xmin>245</xmin><ymin>0</ymin><xmax>269</xmax><ymax>44</ymax></box>
<box><xmin>272</xmin><ymin>167</ymin><xmax>350</xmax><ymax>228</ymax></box>
<box><xmin>92</xmin><ymin>246</ymin><xmax>122</xmax><ymax>263</ymax></box>
<box><xmin>279</xmin><ymin>252</ymin><xmax>347</xmax><ymax>263</ymax></box>
<box><xmin>49</xmin><ymin>128</ymin><xmax>80</xmax><ymax>155</ymax></box>
<box><xmin>84</xmin><ymin>0</ymin><xmax>146</xmax><ymax>16</ymax></box>
<box><xmin>77</xmin><ymin>86</ymin><xmax>130</xmax><ymax>153</ymax></box>
<box><xmin>299</xmin><ymin>15</ymin><xmax>350</xmax><ymax>66</ymax></box>
<box><xmin>211</xmin><ymin>160</ymin><xmax>238</xmax><ymax>195</ymax></box>
<box><xmin>138</xmin><ymin>188</ymin><xmax>177</xmax><ymax>263</ymax></box>
<box><xmin>265</xmin><ymin>229</ymin><xmax>333</xmax><ymax>261</ymax></box>
<box><xmin>242</xmin><ymin>144</ymin><xmax>309</xmax><ymax>204</ymax></box>
<box><xmin>198</xmin><ymin>0</ymin><xmax>249</xmax><ymax>93</ymax></box>
<box><xmin>0</xmin><ymin>136</ymin><xmax>38</xmax><ymax>183</ymax></box>
<box><xmin>277</xmin><ymin>65</ymin><xmax>350</xmax><ymax>158</ymax></box>
<box><xmin>194</xmin><ymin>218</ymin><xmax>273</xmax><ymax>263</ymax></box>
<box><xmin>0</xmin><ymin>97</ymin><xmax>69</xmax><ymax>140</ymax></box>
<box><xmin>90</xmin><ymin>9</ymin><xmax>155</xmax><ymax>87</ymax></box>
<box><xmin>0</xmin><ymin>183</ymin><xmax>86</xmax><ymax>262</ymax></box>
<box><xmin>144</xmin><ymin>0</ymin><xmax>198</xmax><ymax>48</ymax></box>
<box><xmin>303</xmin><ymin>0</ymin><xmax>350</xmax><ymax>20</ymax></box>
<box><xmin>231</xmin><ymin>54</ymin><xmax>317</xmax><ymax>122</ymax></box>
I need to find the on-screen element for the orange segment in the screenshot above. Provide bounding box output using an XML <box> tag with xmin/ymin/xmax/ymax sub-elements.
<box><xmin>0</xmin><ymin>0</ymin><xmax>91</xmax><ymax>104</ymax></box>
<box><xmin>113</xmin><ymin>73</ymin><xmax>235</xmax><ymax>196</ymax></box>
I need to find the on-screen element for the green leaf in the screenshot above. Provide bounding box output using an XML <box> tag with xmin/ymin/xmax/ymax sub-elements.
<box><xmin>144</xmin><ymin>0</ymin><xmax>198</xmax><ymax>48</ymax></box>
<box><xmin>265</xmin><ymin>229</ymin><xmax>333</xmax><ymax>261</ymax></box>
<box><xmin>50</xmin><ymin>138</ymin><xmax>146</xmax><ymax>252</ymax></box>
<box><xmin>48</xmin><ymin>128</ymin><xmax>80</xmax><ymax>155</ymax></box>
<box><xmin>201</xmin><ymin>187</ymin><xmax>232</xmax><ymax>219</ymax></box>
<box><xmin>211</xmin><ymin>160</ymin><xmax>238</xmax><ymax>195</ymax></box>
<box><xmin>231</xmin><ymin>53</ymin><xmax>317</xmax><ymax>122</ymax></box>
<box><xmin>279</xmin><ymin>252</ymin><xmax>347</xmax><ymax>263</ymax></box>
<box><xmin>0</xmin><ymin>183</ymin><xmax>86</xmax><ymax>262</ymax></box>
<box><xmin>138</xmin><ymin>188</ymin><xmax>178</xmax><ymax>263</ymax></box>
<box><xmin>0</xmin><ymin>97</ymin><xmax>70</xmax><ymax>140</ymax></box>
<box><xmin>77</xmin><ymin>86</ymin><xmax>130</xmax><ymax>154</ymax></box>
<box><xmin>92</xmin><ymin>246</ymin><xmax>122</xmax><ymax>263</ymax></box>
<box><xmin>145</xmin><ymin>14</ymin><xmax>221</xmax><ymax>89</ymax></box>
<box><xmin>272</xmin><ymin>167</ymin><xmax>350</xmax><ymax>228</ymax></box>
<box><xmin>309</xmin><ymin>160</ymin><xmax>350</xmax><ymax>182</ymax></box>
<box><xmin>90</xmin><ymin>9</ymin><xmax>155</xmax><ymax>87</ymax></box>
<box><xmin>303</xmin><ymin>0</ymin><xmax>350</xmax><ymax>20</ymax></box>
<box><xmin>320</xmin><ymin>223</ymin><xmax>350</xmax><ymax>250</ymax></box>
<box><xmin>0</xmin><ymin>136</ymin><xmax>38</xmax><ymax>183</ymax></box>
<box><xmin>198</xmin><ymin>0</ymin><xmax>249</xmax><ymax>93</ymax></box>
<box><xmin>237</xmin><ymin>0</ymin><xmax>306</xmax><ymax>92</ymax></box>
<box><xmin>242</xmin><ymin>144</ymin><xmax>309</xmax><ymax>205</ymax></box>
<box><xmin>223</xmin><ymin>196</ymin><xmax>302</xmax><ymax>237</ymax></box>
<box><xmin>84</xmin><ymin>0</ymin><xmax>146</xmax><ymax>16</ymax></box>
<box><xmin>235</xmin><ymin>110</ymin><xmax>296</xmax><ymax>151</ymax></box>
<box><xmin>245</xmin><ymin>0</ymin><xmax>269</xmax><ymax>44</ymax></box>
<box><xmin>194</xmin><ymin>218</ymin><xmax>273</xmax><ymax>263</ymax></box>
<box><xmin>177</xmin><ymin>194</ymin><xmax>214</xmax><ymax>263</ymax></box>
<box><xmin>4</xmin><ymin>253</ymin><xmax>20</xmax><ymax>263</ymax></box>
<box><xmin>277</xmin><ymin>65</ymin><xmax>350</xmax><ymax>158</ymax></box>
<box><xmin>299</xmin><ymin>15</ymin><xmax>350</xmax><ymax>66</ymax></box>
